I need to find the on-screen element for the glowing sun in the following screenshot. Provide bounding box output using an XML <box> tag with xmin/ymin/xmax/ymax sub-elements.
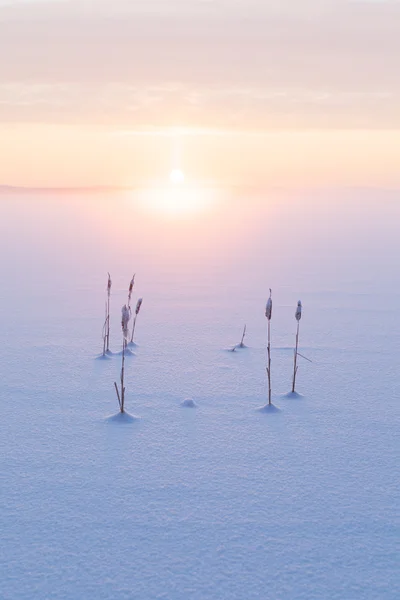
<box><xmin>169</xmin><ymin>169</ymin><xmax>185</xmax><ymax>185</ymax></box>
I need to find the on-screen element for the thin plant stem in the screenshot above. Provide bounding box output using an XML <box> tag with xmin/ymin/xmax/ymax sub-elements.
<box><xmin>240</xmin><ymin>324</ymin><xmax>246</xmax><ymax>347</ymax></box>
<box><xmin>106</xmin><ymin>295</ymin><xmax>110</xmax><ymax>352</ymax></box>
<box><xmin>120</xmin><ymin>339</ymin><xmax>125</xmax><ymax>412</ymax></box>
<box><xmin>292</xmin><ymin>321</ymin><xmax>300</xmax><ymax>393</ymax></box>
<box><xmin>267</xmin><ymin>319</ymin><xmax>271</xmax><ymax>405</ymax></box>
<box><xmin>114</xmin><ymin>303</ymin><xmax>130</xmax><ymax>413</ymax></box>
<box><xmin>114</xmin><ymin>335</ymin><xmax>126</xmax><ymax>413</ymax></box>
<box><xmin>297</xmin><ymin>352</ymin><xmax>312</xmax><ymax>363</ymax></box>
<box><xmin>102</xmin><ymin>301</ymin><xmax>107</xmax><ymax>356</ymax></box>
<box><xmin>265</xmin><ymin>289</ymin><xmax>272</xmax><ymax>405</ymax></box>
<box><xmin>102</xmin><ymin>273</ymin><xmax>111</xmax><ymax>355</ymax></box>
<box><xmin>114</xmin><ymin>382</ymin><xmax>121</xmax><ymax>410</ymax></box>
<box><xmin>130</xmin><ymin>315</ymin><xmax>137</xmax><ymax>344</ymax></box>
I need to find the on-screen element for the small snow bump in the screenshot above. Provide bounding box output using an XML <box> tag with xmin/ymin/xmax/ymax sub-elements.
<box><xmin>181</xmin><ymin>398</ymin><xmax>197</xmax><ymax>408</ymax></box>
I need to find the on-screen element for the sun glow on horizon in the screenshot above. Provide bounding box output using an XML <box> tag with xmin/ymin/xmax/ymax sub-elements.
<box><xmin>169</xmin><ymin>169</ymin><xmax>185</xmax><ymax>185</ymax></box>
<box><xmin>135</xmin><ymin>179</ymin><xmax>219</xmax><ymax>219</ymax></box>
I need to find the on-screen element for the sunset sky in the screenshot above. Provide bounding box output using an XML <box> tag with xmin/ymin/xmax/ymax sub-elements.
<box><xmin>1</xmin><ymin>0</ymin><xmax>399</xmax><ymax>188</ymax></box>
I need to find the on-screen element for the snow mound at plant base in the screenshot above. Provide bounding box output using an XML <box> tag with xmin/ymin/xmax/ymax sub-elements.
<box><xmin>106</xmin><ymin>412</ymin><xmax>140</xmax><ymax>423</ymax></box>
<box><xmin>256</xmin><ymin>403</ymin><xmax>282</xmax><ymax>413</ymax></box>
<box><xmin>115</xmin><ymin>348</ymin><xmax>136</xmax><ymax>357</ymax></box>
<box><xmin>282</xmin><ymin>391</ymin><xmax>304</xmax><ymax>399</ymax></box>
<box><xmin>95</xmin><ymin>353</ymin><xmax>112</xmax><ymax>361</ymax></box>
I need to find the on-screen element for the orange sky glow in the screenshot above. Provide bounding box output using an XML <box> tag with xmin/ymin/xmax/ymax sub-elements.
<box><xmin>1</xmin><ymin>0</ymin><xmax>400</xmax><ymax>189</ymax></box>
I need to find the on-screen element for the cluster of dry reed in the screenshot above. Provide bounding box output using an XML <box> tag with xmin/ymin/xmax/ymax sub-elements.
<box><xmin>232</xmin><ymin>292</ymin><xmax>307</xmax><ymax>405</ymax></box>
<box><xmin>264</xmin><ymin>290</ymin><xmax>308</xmax><ymax>407</ymax></box>
<box><xmin>100</xmin><ymin>279</ymin><xmax>308</xmax><ymax>414</ymax></box>
<box><xmin>101</xmin><ymin>274</ymin><xmax>143</xmax><ymax>413</ymax></box>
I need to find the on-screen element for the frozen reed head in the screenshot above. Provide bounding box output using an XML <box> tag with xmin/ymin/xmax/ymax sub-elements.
<box><xmin>295</xmin><ymin>300</ymin><xmax>302</xmax><ymax>321</ymax></box>
<box><xmin>128</xmin><ymin>274</ymin><xmax>136</xmax><ymax>305</ymax></box>
<box><xmin>265</xmin><ymin>288</ymin><xmax>272</xmax><ymax>321</ymax></box>
<box><xmin>107</xmin><ymin>272</ymin><xmax>112</xmax><ymax>296</ymax></box>
<box><xmin>121</xmin><ymin>304</ymin><xmax>131</xmax><ymax>339</ymax></box>
<box><xmin>135</xmin><ymin>298</ymin><xmax>143</xmax><ymax>315</ymax></box>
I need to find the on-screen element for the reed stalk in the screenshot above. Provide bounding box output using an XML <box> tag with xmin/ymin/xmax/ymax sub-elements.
<box><xmin>114</xmin><ymin>304</ymin><xmax>130</xmax><ymax>412</ymax></box>
<box><xmin>130</xmin><ymin>298</ymin><xmax>143</xmax><ymax>344</ymax></box>
<box><xmin>239</xmin><ymin>324</ymin><xmax>247</xmax><ymax>348</ymax></box>
<box><xmin>128</xmin><ymin>274</ymin><xmax>135</xmax><ymax>309</ymax></box>
<box><xmin>265</xmin><ymin>289</ymin><xmax>272</xmax><ymax>405</ymax></box>
<box><xmin>102</xmin><ymin>273</ymin><xmax>112</xmax><ymax>355</ymax></box>
<box><xmin>292</xmin><ymin>301</ymin><xmax>302</xmax><ymax>394</ymax></box>
<box><xmin>106</xmin><ymin>273</ymin><xmax>111</xmax><ymax>352</ymax></box>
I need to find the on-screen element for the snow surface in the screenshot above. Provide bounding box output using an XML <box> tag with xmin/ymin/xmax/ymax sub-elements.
<box><xmin>0</xmin><ymin>190</ymin><xmax>399</xmax><ymax>599</ymax></box>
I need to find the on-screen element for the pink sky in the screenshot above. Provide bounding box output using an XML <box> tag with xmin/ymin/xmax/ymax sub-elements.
<box><xmin>1</xmin><ymin>0</ymin><xmax>399</xmax><ymax>187</ymax></box>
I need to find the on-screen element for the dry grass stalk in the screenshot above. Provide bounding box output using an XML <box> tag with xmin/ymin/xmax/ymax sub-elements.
<box><xmin>128</xmin><ymin>274</ymin><xmax>135</xmax><ymax>309</ymax></box>
<box><xmin>114</xmin><ymin>304</ymin><xmax>130</xmax><ymax>412</ymax></box>
<box><xmin>265</xmin><ymin>289</ymin><xmax>272</xmax><ymax>405</ymax></box>
<box><xmin>130</xmin><ymin>298</ymin><xmax>143</xmax><ymax>344</ymax></box>
<box><xmin>239</xmin><ymin>324</ymin><xmax>247</xmax><ymax>348</ymax></box>
<box><xmin>292</xmin><ymin>300</ymin><xmax>302</xmax><ymax>393</ymax></box>
<box><xmin>230</xmin><ymin>324</ymin><xmax>247</xmax><ymax>352</ymax></box>
<box><xmin>102</xmin><ymin>273</ymin><xmax>112</xmax><ymax>356</ymax></box>
<box><xmin>118</xmin><ymin>274</ymin><xmax>135</xmax><ymax>351</ymax></box>
<box><xmin>121</xmin><ymin>303</ymin><xmax>131</xmax><ymax>350</ymax></box>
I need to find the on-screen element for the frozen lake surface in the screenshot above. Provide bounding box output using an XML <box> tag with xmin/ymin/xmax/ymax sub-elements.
<box><xmin>1</xmin><ymin>189</ymin><xmax>399</xmax><ymax>599</ymax></box>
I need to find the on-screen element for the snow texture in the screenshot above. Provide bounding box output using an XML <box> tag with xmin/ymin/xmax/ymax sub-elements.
<box><xmin>0</xmin><ymin>190</ymin><xmax>399</xmax><ymax>599</ymax></box>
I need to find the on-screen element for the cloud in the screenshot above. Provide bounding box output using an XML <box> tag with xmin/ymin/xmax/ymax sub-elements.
<box><xmin>1</xmin><ymin>82</ymin><xmax>398</xmax><ymax>130</ymax></box>
<box><xmin>0</xmin><ymin>0</ymin><xmax>399</xmax><ymax>128</ymax></box>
